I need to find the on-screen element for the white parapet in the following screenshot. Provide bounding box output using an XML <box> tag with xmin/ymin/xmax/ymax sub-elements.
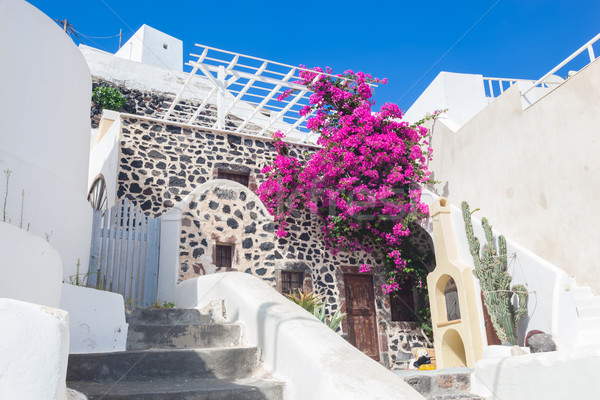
<box><xmin>0</xmin><ymin>298</ymin><xmax>70</xmax><ymax>400</ymax></box>
<box><xmin>60</xmin><ymin>283</ymin><xmax>128</xmax><ymax>354</ymax></box>
<box><xmin>472</xmin><ymin>346</ymin><xmax>600</xmax><ymax>400</ymax></box>
<box><xmin>175</xmin><ymin>271</ymin><xmax>425</xmax><ymax>400</ymax></box>
<box><xmin>0</xmin><ymin>221</ymin><xmax>63</xmax><ymax>308</ymax></box>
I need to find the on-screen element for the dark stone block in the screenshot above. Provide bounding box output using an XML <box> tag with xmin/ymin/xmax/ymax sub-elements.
<box><xmin>244</xmin><ymin>223</ymin><xmax>256</xmax><ymax>234</ymax></box>
<box><xmin>234</xmin><ymin>210</ymin><xmax>243</xmax><ymax>219</ymax></box>
<box><xmin>131</xmin><ymin>160</ymin><xmax>143</xmax><ymax>168</ymax></box>
<box><xmin>148</xmin><ymin>150</ymin><xmax>166</xmax><ymax>159</ymax></box>
<box><xmin>262</xmin><ymin>222</ymin><xmax>275</xmax><ymax>233</ymax></box>
<box><xmin>122</xmin><ymin>147</ymin><xmax>134</xmax><ymax>155</ymax></box>
<box><xmin>169</xmin><ymin>177</ymin><xmax>186</xmax><ymax>187</ymax></box>
<box><xmin>227</xmin><ymin>135</ymin><xmax>242</xmax><ymax>145</ymax></box>
<box><xmin>156</xmin><ymin>162</ymin><xmax>167</xmax><ymax>169</ymax></box>
<box><xmin>118</xmin><ymin>172</ymin><xmax>128</xmax><ymax>181</ymax></box>
<box><xmin>239</xmin><ymin>192</ymin><xmax>247</xmax><ymax>201</ymax></box>
<box><xmin>166</xmin><ymin>125</ymin><xmax>182</xmax><ymax>134</ymax></box>
<box><xmin>527</xmin><ymin>333</ymin><xmax>557</xmax><ymax>353</ymax></box>
<box><xmin>223</xmin><ymin>205</ymin><xmax>231</xmax><ymax>214</ymax></box>
<box><xmin>214</xmin><ymin>187</ymin><xmax>236</xmax><ymax>200</ymax></box>
<box><xmin>242</xmin><ymin>238</ymin><xmax>253</xmax><ymax>249</ymax></box>
<box><xmin>259</xmin><ymin>242</ymin><xmax>275</xmax><ymax>251</ymax></box>
<box><xmin>299</xmin><ymin>233</ymin><xmax>310</xmax><ymax>241</ymax></box>
<box><xmin>192</xmin><ymin>248</ymin><xmax>204</xmax><ymax>258</ymax></box>
<box><xmin>141</xmin><ymin>200</ymin><xmax>152</xmax><ymax>210</ymax></box>
<box><xmin>130</xmin><ymin>183</ymin><xmax>142</xmax><ymax>193</ymax></box>
<box><xmin>227</xmin><ymin>218</ymin><xmax>239</xmax><ymax>229</ymax></box>
<box><xmin>246</xmin><ymin>201</ymin><xmax>255</xmax><ymax>210</ymax></box>
<box><xmin>256</xmin><ymin>268</ymin><xmax>267</xmax><ymax>276</ymax></box>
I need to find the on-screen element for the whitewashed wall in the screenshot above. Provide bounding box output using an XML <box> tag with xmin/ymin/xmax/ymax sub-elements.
<box><xmin>0</xmin><ymin>0</ymin><xmax>93</xmax><ymax>281</ymax></box>
<box><xmin>403</xmin><ymin>72</ymin><xmax>490</xmax><ymax>127</ymax></box>
<box><xmin>0</xmin><ymin>221</ymin><xmax>63</xmax><ymax>308</ymax></box>
<box><xmin>115</xmin><ymin>24</ymin><xmax>183</xmax><ymax>72</ymax></box>
<box><xmin>0</xmin><ymin>298</ymin><xmax>70</xmax><ymax>400</ymax></box>
<box><xmin>427</xmin><ymin>58</ymin><xmax>600</xmax><ymax>294</ymax></box>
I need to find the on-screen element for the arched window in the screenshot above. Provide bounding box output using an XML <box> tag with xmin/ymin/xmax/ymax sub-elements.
<box><xmin>88</xmin><ymin>176</ymin><xmax>107</xmax><ymax>211</ymax></box>
<box><xmin>444</xmin><ymin>278</ymin><xmax>461</xmax><ymax>321</ymax></box>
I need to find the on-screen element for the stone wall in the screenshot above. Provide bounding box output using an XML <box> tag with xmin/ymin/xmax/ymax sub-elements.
<box><xmin>115</xmin><ymin>114</ymin><xmax>432</xmax><ymax>367</ymax></box>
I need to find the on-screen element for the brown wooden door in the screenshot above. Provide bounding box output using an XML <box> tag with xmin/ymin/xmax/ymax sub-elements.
<box><xmin>344</xmin><ymin>274</ymin><xmax>380</xmax><ymax>361</ymax></box>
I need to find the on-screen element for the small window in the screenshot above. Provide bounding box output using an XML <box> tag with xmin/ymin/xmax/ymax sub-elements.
<box><xmin>280</xmin><ymin>271</ymin><xmax>304</xmax><ymax>295</ymax></box>
<box><xmin>215</xmin><ymin>244</ymin><xmax>233</xmax><ymax>268</ymax></box>
<box><xmin>218</xmin><ymin>170</ymin><xmax>249</xmax><ymax>187</ymax></box>
<box><xmin>390</xmin><ymin>286</ymin><xmax>416</xmax><ymax>322</ymax></box>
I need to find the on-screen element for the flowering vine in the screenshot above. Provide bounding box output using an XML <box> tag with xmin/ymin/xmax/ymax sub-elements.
<box><xmin>258</xmin><ymin>67</ymin><xmax>435</xmax><ymax>294</ymax></box>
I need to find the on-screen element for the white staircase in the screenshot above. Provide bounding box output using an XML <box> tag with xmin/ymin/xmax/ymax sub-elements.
<box><xmin>570</xmin><ymin>279</ymin><xmax>600</xmax><ymax>347</ymax></box>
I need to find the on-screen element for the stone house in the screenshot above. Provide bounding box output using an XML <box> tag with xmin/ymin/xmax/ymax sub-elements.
<box><xmin>84</xmin><ymin>26</ymin><xmax>435</xmax><ymax>368</ymax></box>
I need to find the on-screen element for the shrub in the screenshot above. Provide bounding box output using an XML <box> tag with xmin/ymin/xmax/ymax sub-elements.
<box><xmin>92</xmin><ymin>86</ymin><xmax>127</xmax><ymax>111</ymax></box>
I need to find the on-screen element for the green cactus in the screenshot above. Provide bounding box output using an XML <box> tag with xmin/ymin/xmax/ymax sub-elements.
<box><xmin>462</xmin><ymin>201</ymin><xmax>528</xmax><ymax>345</ymax></box>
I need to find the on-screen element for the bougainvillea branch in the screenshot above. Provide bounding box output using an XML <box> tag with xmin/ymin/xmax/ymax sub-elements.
<box><xmin>258</xmin><ymin>67</ymin><xmax>434</xmax><ymax>293</ymax></box>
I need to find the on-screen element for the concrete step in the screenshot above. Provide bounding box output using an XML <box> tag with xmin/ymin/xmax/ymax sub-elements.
<box><xmin>68</xmin><ymin>376</ymin><xmax>285</xmax><ymax>400</ymax></box>
<box><xmin>127</xmin><ymin>323</ymin><xmax>242</xmax><ymax>350</ymax></box>
<box><xmin>126</xmin><ymin>308</ymin><xmax>212</xmax><ymax>325</ymax></box>
<box><xmin>571</xmin><ymin>286</ymin><xmax>594</xmax><ymax>301</ymax></box>
<box><xmin>67</xmin><ymin>347</ymin><xmax>259</xmax><ymax>382</ymax></box>
<box><xmin>577</xmin><ymin>306</ymin><xmax>600</xmax><ymax>319</ymax></box>
<box><xmin>577</xmin><ymin>317</ymin><xmax>600</xmax><ymax>331</ymax></box>
<box><xmin>575</xmin><ymin>296</ymin><xmax>600</xmax><ymax>309</ymax></box>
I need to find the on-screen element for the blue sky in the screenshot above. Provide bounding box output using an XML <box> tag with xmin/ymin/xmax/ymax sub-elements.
<box><xmin>29</xmin><ymin>0</ymin><xmax>600</xmax><ymax>111</ymax></box>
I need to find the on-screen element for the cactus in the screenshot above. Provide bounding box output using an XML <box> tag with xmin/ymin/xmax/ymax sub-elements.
<box><xmin>462</xmin><ymin>201</ymin><xmax>528</xmax><ymax>345</ymax></box>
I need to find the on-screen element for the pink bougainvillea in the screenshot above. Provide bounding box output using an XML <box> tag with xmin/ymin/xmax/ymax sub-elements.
<box><xmin>258</xmin><ymin>67</ymin><xmax>434</xmax><ymax>293</ymax></box>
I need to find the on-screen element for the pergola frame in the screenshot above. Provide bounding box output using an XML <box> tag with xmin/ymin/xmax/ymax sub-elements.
<box><xmin>160</xmin><ymin>44</ymin><xmax>367</xmax><ymax>143</ymax></box>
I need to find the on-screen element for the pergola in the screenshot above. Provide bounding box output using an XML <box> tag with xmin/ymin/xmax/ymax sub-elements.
<box><xmin>158</xmin><ymin>44</ymin><xmax>352</xmax><ymax>144</ymax></box>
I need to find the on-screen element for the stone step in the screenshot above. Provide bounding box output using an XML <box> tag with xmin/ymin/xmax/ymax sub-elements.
<box><xmin>67</xmin><ymin>376</ymin><xmax>285</xmax><ymax>400</ymax></box>
<box><xmin>395</xmin><ymin>368</ymin><xmax>473</xmax><ymax>399</ymax></box>
<box><xmin>577</xmin><ymin>306</ymin><xmax>600</xmax><ymax>319</ymax></box>
<box><xmin>429</xmin><ymin>395</ymin><xmax>485</xmax><ymax>400</ymax></box>
<box><xmin>67</xmin><ymin>347</ymin><xmax>259</xmax><ymax>382</ymax></box>
<box><xmin>126</xmin><ymin>308</ymin><xmax>212</xmax><ymax>325</ymax></box>
<box><xmin>127</xmin><ymin>323</ymin><xmax>242</xmax><ymax>350</ymax></box>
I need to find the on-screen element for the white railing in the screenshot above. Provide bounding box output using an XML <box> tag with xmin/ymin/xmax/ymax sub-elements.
<box><xmin>521</xmin><ymin>32</ymin><xmax>600</xmax><ymax>100</ymax></box>
<box><xmin>483</xmin><ymin>77</ymin><xmax>533</xmax><ymax>98</ymax></box>
<box><xmin>483</xmin><ymin>77</ymin><xmax>562</xmax><ymax>99</ymax></box>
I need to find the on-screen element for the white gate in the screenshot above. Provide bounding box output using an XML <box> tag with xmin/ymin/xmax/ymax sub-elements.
<box><xmin>88</xmin><ymin>199</ymin><xmax>160</xmax><ymax>307</ymax></box>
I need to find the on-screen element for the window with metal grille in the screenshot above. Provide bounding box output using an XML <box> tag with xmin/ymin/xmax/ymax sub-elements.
<box><xmin>215</xmin><ymin>244</ymin><xmax>233</xmax><ymax>268</ymax></box>
<box><xmin>390</xmin><ymin>285</ymin><xmax>417</xmax><ymax>322</ymax></box>
<box><xmin>280</xmin><ymin>271</ymin><xmax>304</xmax><ymax>295</ymax></box>
<box><xmin>217</xmin><ymin>170</ymin><xmax>249</xmax><ymax>187</ymax></box>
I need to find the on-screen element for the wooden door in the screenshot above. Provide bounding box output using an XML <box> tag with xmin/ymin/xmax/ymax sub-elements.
<box><xmin>344</xmin><ymin>274</ymin><xmax>380</xmax><ymax>360</ymax></box>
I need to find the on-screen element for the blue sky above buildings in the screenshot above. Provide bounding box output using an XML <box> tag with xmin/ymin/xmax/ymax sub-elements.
<box><xmin>30</xmin><ymin>0</ymin><xmax>600</xmax><ymax>111</ymax></box>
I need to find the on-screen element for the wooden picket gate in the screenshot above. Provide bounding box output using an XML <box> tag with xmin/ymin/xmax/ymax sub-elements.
<box><xmin>88</xmin><ymin>198</ymin><xmax>161</xmax><ymax>307</ymax></box>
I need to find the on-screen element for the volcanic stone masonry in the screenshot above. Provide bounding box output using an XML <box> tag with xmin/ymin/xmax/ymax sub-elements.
<box><xmin>95</xmin><ymin>75</ymin><xmax>433</xmax><ymax>367</ymax></box>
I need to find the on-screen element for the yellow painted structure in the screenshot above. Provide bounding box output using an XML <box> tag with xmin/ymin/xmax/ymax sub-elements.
<box><xmin>427</xmin><ymin>198</ymin><xmax>484</xmax><ymax>368</ymax></box>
